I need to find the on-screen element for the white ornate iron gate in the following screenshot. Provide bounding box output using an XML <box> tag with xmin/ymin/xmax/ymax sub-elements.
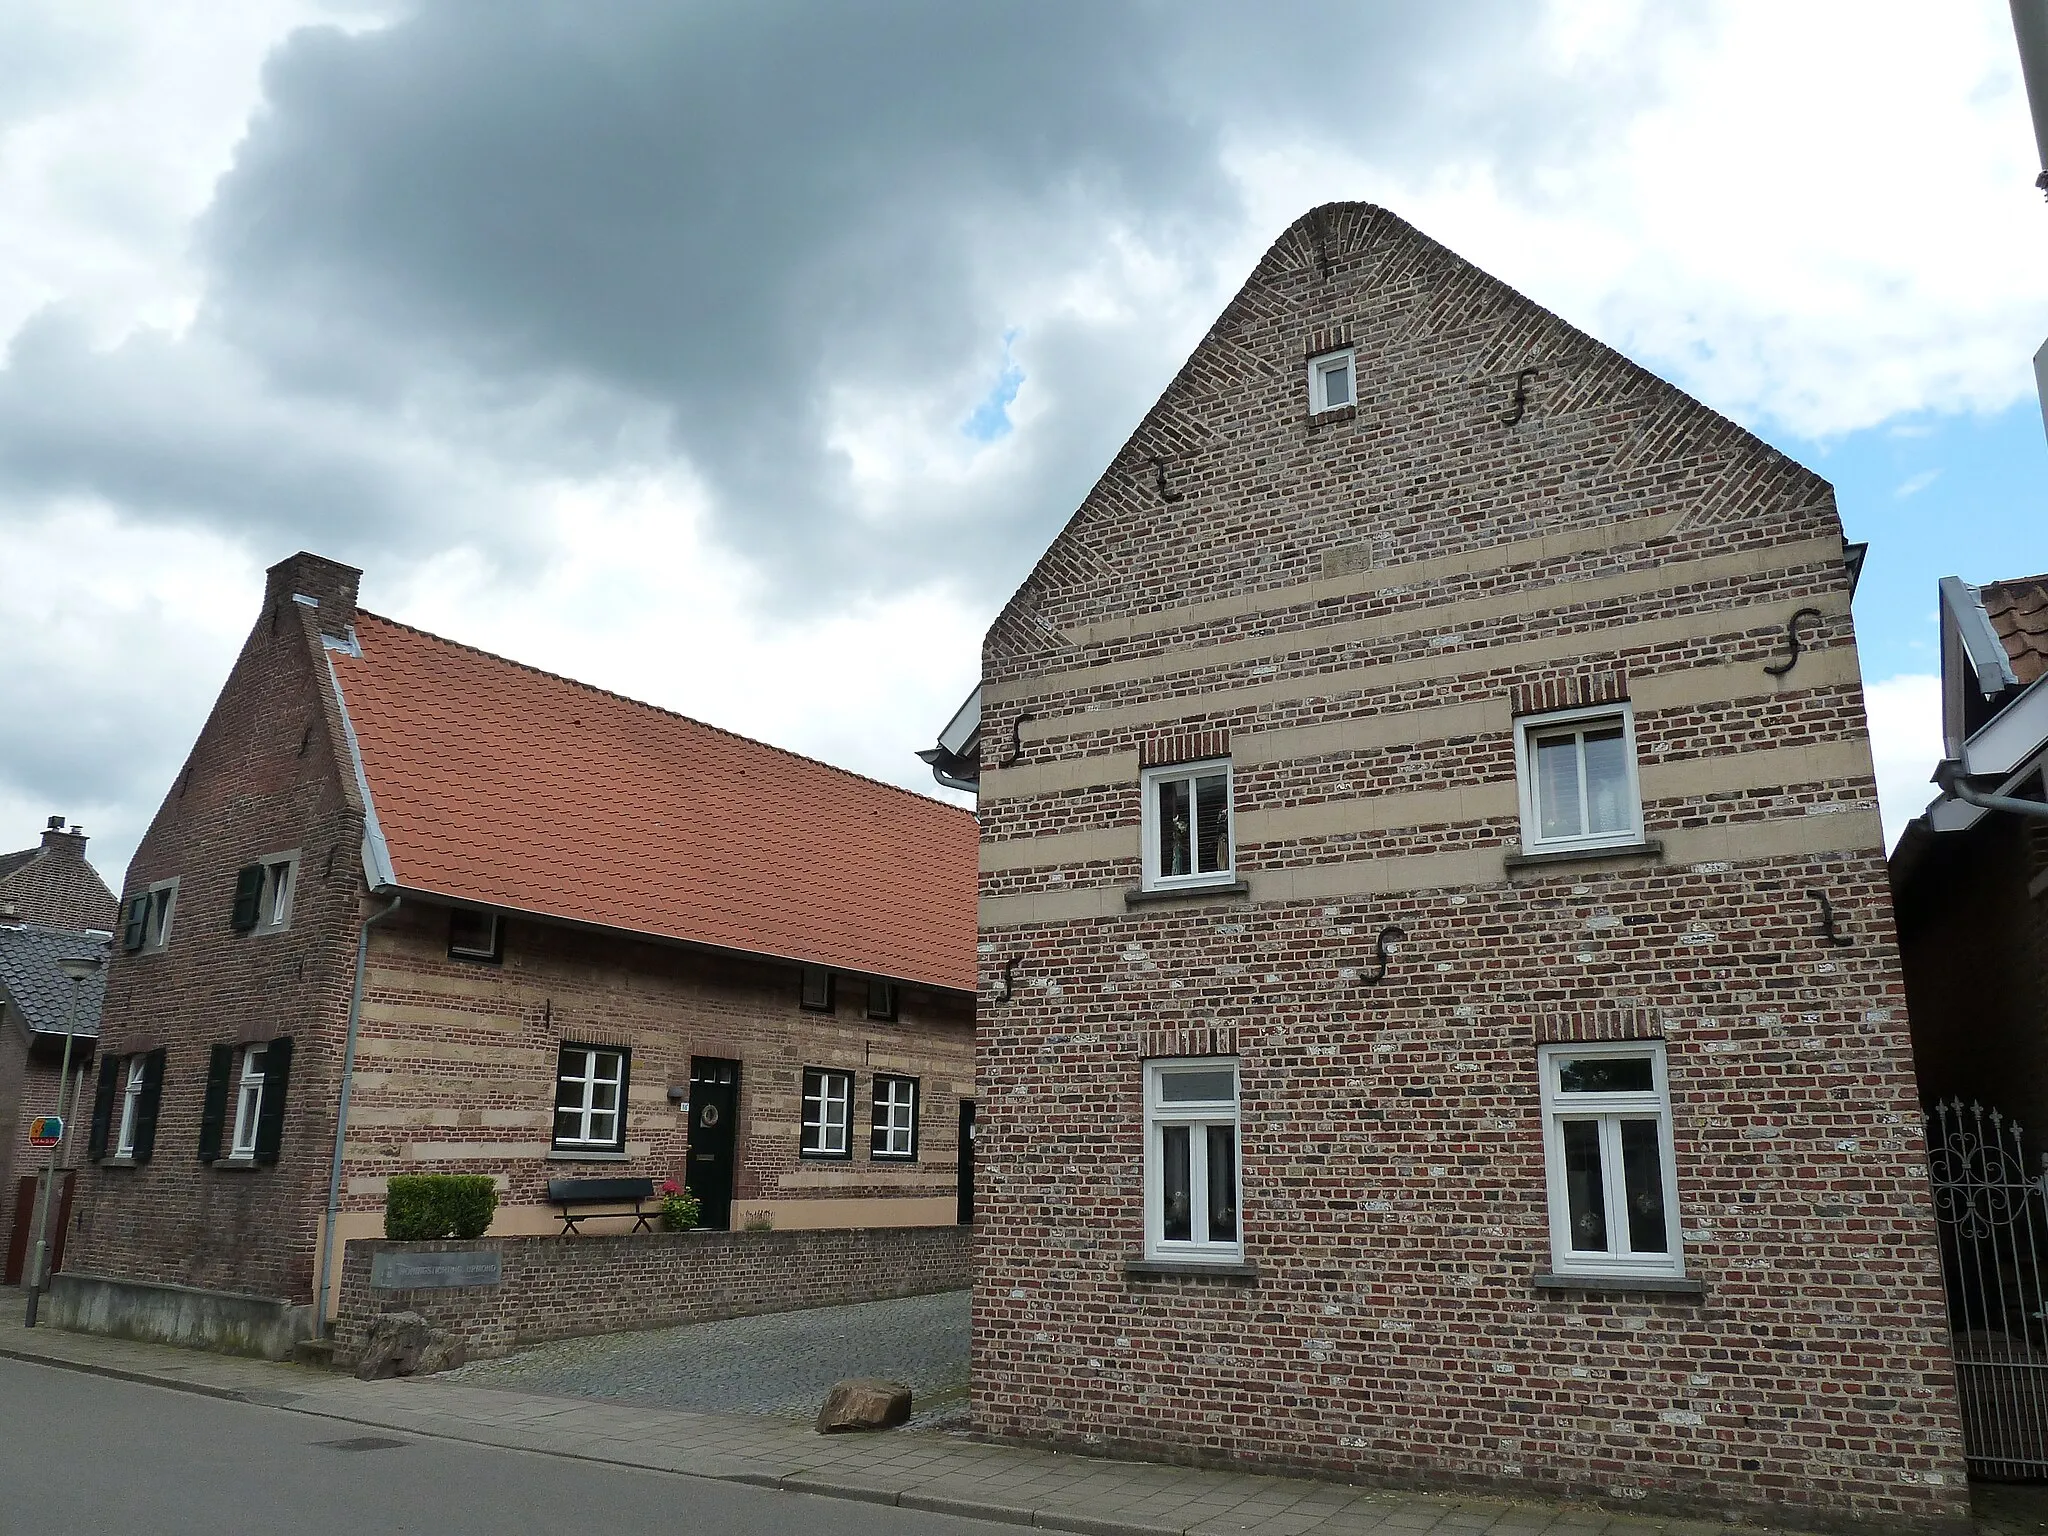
<box><xmin>1928</xmin><ymin>1099</ymin><xmax>2048</xmax><ymax>1478</ymax></box>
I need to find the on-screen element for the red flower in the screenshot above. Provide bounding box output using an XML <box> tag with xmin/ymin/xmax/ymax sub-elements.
<box><xmin>660</xmin><ymin>1179</ymin><xmax>681</xmax><ymax>1195</ymax></box>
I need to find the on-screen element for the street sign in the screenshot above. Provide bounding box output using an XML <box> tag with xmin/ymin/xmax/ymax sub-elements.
<box><xmin>27</xmin><ymin>1116</ymin><xmax>60</xmax><ymax>1148</ymax></box>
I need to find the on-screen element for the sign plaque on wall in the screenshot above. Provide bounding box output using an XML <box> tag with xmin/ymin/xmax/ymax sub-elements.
<box><xmin>370</xmin><ymin>1250</ymin><xmax>504</xmax><ymax>1291</ymax></box>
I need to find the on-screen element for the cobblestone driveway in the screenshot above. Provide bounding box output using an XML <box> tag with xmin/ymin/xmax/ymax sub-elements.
<box><xmin>447</xmin><ymin>1289</ymin><xmax>970</xmax><ymax>1423</ymax></box>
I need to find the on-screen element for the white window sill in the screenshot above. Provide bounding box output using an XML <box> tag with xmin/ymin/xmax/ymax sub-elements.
<box><xmin>1533</xmin><ymin>1271</ymin><xmax>1701</xmax><ymax>1297</ymax></box>
<box><xmin>1125</xmin><ymin>1256</ymin><xmax>1259</xmax><ymax>1281</ymax></box>
<box><xmin>100</xmin><ymin>1155</ymin><xmax>139</xmax><ymax>1169</ymax></box>
<box><xmin>1126</xmin><ymin>879</ymin><xmax>1250</xmax><ymax>908</ymax></box>
<box><xmin>546</xmin><ymin>1149</ymin><xmax>630</xmax><ymax>1163</ymax></box>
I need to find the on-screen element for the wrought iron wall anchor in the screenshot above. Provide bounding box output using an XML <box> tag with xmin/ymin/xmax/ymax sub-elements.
<box><xmin>993</xmin><ymin>957</ymin><xmax>1019</xmax><ymax>1003</ymax></box>
<box><xmin>1360</xmin><ymin>924</ymin><xmax>1407</xmax><ymax>984</ymax></box>
<box><xmin>1504</xmin><ymin>368</ymin><xmax>1539</xmax><ymax>426</ymax></box>
<box><xmin>1808</xmin><ymin>889</ymin><xmax>1852</xmax><ymax>947</ymax></box>
<box><xmin>1000</xmin><ymin>711</ymin><xmax>1035</xmax><ymax>767</ymax></box>
<box><xmin>1150</xmin><ymin>456</ymin><xmax>1186</xmax><ymax>503</ymax></box>
<box><xmin>1764</xmin><ymin>607</ymin><xmax>1823</xmax><ymax>678</ymax></box>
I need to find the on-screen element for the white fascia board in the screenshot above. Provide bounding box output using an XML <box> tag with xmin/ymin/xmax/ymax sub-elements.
<box><xmin>936</xmin><ymin>685</ymin><xmax>982</xmax><ymax>758</ymax></box>
<box><xmin>325</xmin><ymin>654</ymin><xmax>397</xmax><ymax>892</ymax></box>
<box><xmin>1962</xmin><ymin>672</ymin><xmax>2048</xmax><ymax>779</ymax></box>
<box><xmin>1942</xmin><ymin>576</ymin><xmax>2021</xmax><ymax>695</ymax></box>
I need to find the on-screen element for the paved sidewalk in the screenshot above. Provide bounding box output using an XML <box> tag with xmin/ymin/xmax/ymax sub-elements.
<box><xmin>0</xmin><ymin>1298</ymin><xmax>1833</xmax><ymax>1536</ymax></box>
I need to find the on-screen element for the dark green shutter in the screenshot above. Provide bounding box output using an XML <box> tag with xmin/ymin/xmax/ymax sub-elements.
<box><xmin>197</xmin><ymin>1045</ymin><xmax>233</xmax><ymax>1163</ymax></box>
<box><xmin>87</xmin><ymin>1056</ymin><xmax>120</xmax><ymax>1160</ymax></box>
<box><xmin>121</xmin><ymin>895</ymin><xmax>150</xmax><ymax>952</ymax></box>
<box><xmin>253</xmin><ymin>1036</ymin><xmax>293</xmax><ymax>1165</ymax></box>
<box><xmin>229</xmin><ymin>864</ymin><xmax>265</xmax><ymax>932</ymax></box>
<box><xmin>131</xmin><ymin>1048</ymin><xmax>166</xmax><ymax>1164</ymax></box>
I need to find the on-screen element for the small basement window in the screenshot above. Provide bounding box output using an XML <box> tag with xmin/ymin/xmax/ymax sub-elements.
<box><xmin>1308</xmin><ymin>348</ymin><xmax>1356</xmax><ymax>414</ymax></box>
<box><xmin>448</xmin><ymin>907</ymin><xmax>503</xmax><ymax>963</ymax></box>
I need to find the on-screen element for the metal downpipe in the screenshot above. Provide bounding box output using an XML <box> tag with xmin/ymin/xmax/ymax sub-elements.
<box><xmin>315</xmin><ymin>891</ymin><xmax>401</xmax><ymax>1340</ymax></box>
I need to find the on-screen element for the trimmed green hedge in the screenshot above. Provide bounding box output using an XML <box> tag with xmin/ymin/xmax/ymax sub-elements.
<box><xmin>384</xmin><ymin>1174</ymin><xmax>498</xmax><ymax>1241</ymax></box>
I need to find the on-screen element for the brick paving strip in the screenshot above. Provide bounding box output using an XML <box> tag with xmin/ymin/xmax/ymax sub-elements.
<box><xmin>0</xmin><ymin>1303</ymin><xmax>1824</xmax><ymax>1536</ymax></box>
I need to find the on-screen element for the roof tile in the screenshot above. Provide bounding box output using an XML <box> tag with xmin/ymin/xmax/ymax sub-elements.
<box><xmin>330</xmin><ymin>614</ymin><xmax>978</xmax><ymax>992</ymax></box>
<box><xmin>1981</xmin><ymin>573</ymin><xmax>2048</xmax><ymax>689</ymax></box>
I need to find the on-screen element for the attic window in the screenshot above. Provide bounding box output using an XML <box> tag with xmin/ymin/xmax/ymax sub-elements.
<box><xmin>866</xmin><ymin>979</ymin><xmax>898</xmax><ymax>1021</ymax></box>
<box><xmin>448</xmin><ymin>907</ymin><xmax>503</xmax><ymax>963</ymax></box>
<box><xmin>800</xmin><ymin>966</ymin><xmax>835</xmax><ymax>1013</ymax></box>
<box><xmin>1309</xmin><ymin>348</ymin><xmax>1356</xmax><ymax>414</ymax></box>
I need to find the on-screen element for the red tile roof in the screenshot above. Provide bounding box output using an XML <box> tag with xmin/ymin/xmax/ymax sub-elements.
<box><xmin>330</xmin><ymin>613</ymin><xmax>978</xmax><ymax>992</ymax></box>
<box><xmin>1981</xmin><ymin>574</ymin><xmax>2048</xmax><ymax>689</ymax></box>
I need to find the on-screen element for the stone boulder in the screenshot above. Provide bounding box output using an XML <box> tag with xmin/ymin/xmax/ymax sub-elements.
<box><xmin>815</xmin><ymin>1377</ymin><xmax>913</xmax><ymax>1433</ymax></box>
<box><xmin>353</xmin><ymin>1311</ymin><xmax>470</xmax><ymax>1380</ymax></box>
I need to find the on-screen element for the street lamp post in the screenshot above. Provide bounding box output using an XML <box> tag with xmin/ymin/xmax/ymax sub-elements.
<box><xmin>24</xmin><ymin>951</ymin><xmax>103</xmax><ymax>1328</ymax></box>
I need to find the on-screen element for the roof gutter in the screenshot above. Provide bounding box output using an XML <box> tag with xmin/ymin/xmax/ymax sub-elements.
<box><xmin>1932</xmin><ymin>759</ymin><xmax>2048</xmax><ymax>821</ymax></box>
<box><xmin>314</xmin><ymin>890</ymin><xmax>402</xmax><ymax>1340</ymax></box>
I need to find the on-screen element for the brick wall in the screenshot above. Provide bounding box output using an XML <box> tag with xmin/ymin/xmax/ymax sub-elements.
<box><xmin>336</xmin><ymin>900</ymin><xmax>974</xmax><ymax>1232</ymax></box>
<box><xmin>0</xmin><ymin>1039</ymin><xmax>89</xmax><ymax>1276</ymax></box>
<box><xmin>65</xmin><ymin>561</ymin><xmax>369</xmax><ymax>1305</ymax></box>
<box><xmin>333</xmin><ymin>1224</ymin><xmax>970</xmax><ymax>1363</ymax></box>
<box><xmin>969</xmin><ymin>204</ymin><xmax>1967</xmax><ymax>1533</ymax></box>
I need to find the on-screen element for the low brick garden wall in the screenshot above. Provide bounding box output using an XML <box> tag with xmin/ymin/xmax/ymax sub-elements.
<box><xmin>334</xmin><ymin>1224</ymin><xmax>971</xmax><ymax>1367</ymax></box>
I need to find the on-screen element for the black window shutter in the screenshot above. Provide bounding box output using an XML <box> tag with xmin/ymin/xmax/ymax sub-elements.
<box><xmin>121</xmin><ymin>895</ymin><xmax>150</xmax><ymax>952</ymax></box>
<box><xmin>132</xmin><ymin>1048</ymin><xmax>167</xmax><ymax>1164</ymax></box>
<box><xmin>253</xmin><ymin>1036</ymin><xmax>293</xmax><ymax>1165</ymax></box>
<box><xmin>197</xmin><ymin>1044</ymin><xmax>233</xmax><ymax>1163</ymax></box>
<box><xmin>87</xmin><ymin>1055</ymin><xmax>120</xmax><ymax>1160</ymax></box>
<box><xmin>229</xmin><ymin>864</ymin><xmax>265</xmax><ymax>932</ymax></box>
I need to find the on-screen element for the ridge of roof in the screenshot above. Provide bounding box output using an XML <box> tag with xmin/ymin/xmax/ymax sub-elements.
<box><xmin>353</xmin><ymin>609</ymin><xmax>977</xmax><ymax>825</ymax></box>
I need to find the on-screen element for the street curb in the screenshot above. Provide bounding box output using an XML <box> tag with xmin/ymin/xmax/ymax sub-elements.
<box><xmin>0</xmin><ymin>1342</ymin><xmax>260</xmax><ymax>1405</ymax></box>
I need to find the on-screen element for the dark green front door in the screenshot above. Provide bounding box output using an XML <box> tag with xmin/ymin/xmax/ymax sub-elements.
<box><xmin>687</xmin><ymin>1057</ymin><xmax>741</xmax><ymax>1231</ymax></box>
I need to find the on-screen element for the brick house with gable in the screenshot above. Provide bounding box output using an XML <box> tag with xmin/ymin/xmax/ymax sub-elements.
<box><xmin>0</xmin><ymin>818</ymin><xmax>115</xmax><ymax>1283</ymax></box>
<box><xmin>59</xmin><ymin>552</ymin><xmax>976</xmax><ymax>1353</ymax></box>
<box><xmin>952</xmin><ymin>205</ymin><xmax>1966</xmax><ymax>1530</ymax></box>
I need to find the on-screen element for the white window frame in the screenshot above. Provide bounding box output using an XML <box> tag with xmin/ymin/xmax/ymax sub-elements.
<box><xmin>1538</xmin><ymin>1040</ymin><xmax>1684</xmax><ymax>1280</ymax></box>
<box><xmin>1144</xmin><ymin>1057</ymin><xmax>1242</xmax><ymax>1264</ymax></box>
<box><xmin>1307</xmin><ymin>347</ymin><xmax>1356</xmax><ymax>414</ymax></box>
<box><xmin>229</xmin><ymin>1045</ymin><xmax>268</xmax><ymax>1159</ymax></box>
<box><xmin>251</xmin><ymin>851</ymin><xmax>299</xmax><ymax>935</ymax></box>
<box><xmin>801</xmin><ymin>1067</ymin><xmax>853</xmax><ymax>1159</ymax></box>
<box><xmin>115</xmin><ymin>1056</ymin><xmax>146</xmax><ymax>1157</ymax></box>
<box><xmin>1513</xmin><ymin>702</ymin><xmax>1644</xmax><ymax>856</ymax></box>
<box><xmin>871</xmin><ymin>1074</ymin><xmax>918</xmax><ymax>1160</ymax></box>
<box><xmin>553</xmin><ymin>1045</ymin><xmax>628</xmax><ymax>1150</ymax></box>
<box><xmin>1140</xmin><ymin>758</ymin><xmax>1235</xmax><ymax>892</ymax></box>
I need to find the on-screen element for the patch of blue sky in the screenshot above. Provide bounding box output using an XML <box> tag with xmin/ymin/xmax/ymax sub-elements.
<box><xmin>963</xmin><ymin>329</ymin><xmax>1024</xmax><ymax>442</ymax></box>
<box><xmin>1753</xmin><ymin>397</ymin><xmax>2048</xmax><ymax>681</ymax></box>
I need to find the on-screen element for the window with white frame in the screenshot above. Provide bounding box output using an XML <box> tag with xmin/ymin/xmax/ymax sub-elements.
<box><xmin>243</xmin><ymin>852</ymin><xmax>297</xmax><ymax>935</ymax></box>
<box><xmin>1308</xmin><ymin>348</ymin><xmax>1356</xmax><ymax>414</ymax></box>
<box><xmin>1513</xmin><ymin>704</ymin><xmax>1643</xmax><ymax>855</ymax></box>
<box><xmin>801</xmin><ymin>1068</ymin><xmax>852</xmax><ymax>1158</ymax></box>
<box><xmin>871</xmin><ymin>1074</ymin><xmax>918</xmax><ymax>1160</ymax></box>
<box><xmin>1141</xmin><ymin>759</ymin><xmax>1233</xmax><ymax>891</ymax></box>
<box><xmin>553</xmin><ymin>1044</ymin><xmax>628</xmax><ymax>1151</ymax></box>
<box><xmin>1144</xmin><ymin>1059</ymin><xmax>1241</xmax><ymax>1262</ymax></box>
<box><xmin>121</xmin><ymin>879</ymin><xmax>178</xmax><ymax>954</ymax></box>
<box><xmin>1538</xmin><ymin>1041</ymin><xmax>1682</xmax><ymax>1279</ymax></box>
<box><xmin>116</xmin><ymin>1057</ymin><xmax>146</xmax><ymax>1157</ymax></box>
<box><xmin>229</xmin><ymin>1045</ymin><xmax>269</xmax><ymax>1159</ymax></box>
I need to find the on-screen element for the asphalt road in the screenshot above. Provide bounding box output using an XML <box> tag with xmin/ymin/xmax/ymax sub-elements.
<box><xmin>0</xmin><ymin>1357</ymin><xmax>1008</xmax><ymax>1536</ymax></box>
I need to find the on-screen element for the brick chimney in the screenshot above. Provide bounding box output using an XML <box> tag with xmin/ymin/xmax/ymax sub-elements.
<box><xmin>40</xmin><ymin>814</ymin><xmax>86</xmax><ymax>857</ymax></box>
<box><xmin>264</xmin><ymin>551</ymin><xmax>362</xmax><ymax>641</ymax></box>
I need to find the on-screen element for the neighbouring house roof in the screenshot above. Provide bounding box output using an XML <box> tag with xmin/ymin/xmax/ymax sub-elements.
<box><xmin>0</xmin><ymin>849</ymin><xmax>35</xmax><ymax>884</ymax></box>
<box><xmin>0</xmin><ymin>924</ymin><xmax>108</xmax><ymax>1040</ymax></box>
<box><xmin>1981</xmin><ymin>573</ymin><xmax>2048</xmax><ymax>688</ymax></box>
<box><xmin>328</xmin><ymin>612</ymin><xmax>980</xmax><ymax>994</ymax></box>
<box><xmin>0</xmin><ymin>821</ymin><xmax>119</xmax><ymax>932</ymax></box>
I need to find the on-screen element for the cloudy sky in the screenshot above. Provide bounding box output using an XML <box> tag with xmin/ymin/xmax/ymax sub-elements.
<box><xmin>2</xmin><ymin>0</ymin><xmax>2045</xmax><ymax>891</ymax></box>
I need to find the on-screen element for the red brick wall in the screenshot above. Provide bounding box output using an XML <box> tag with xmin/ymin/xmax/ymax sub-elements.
<box><xmin>969</xmin><ymin>204</ymin><xmax>1967</xmax><ymax>1532</ymax></box>
<box><xmin>339</xmin><ymin>901</ymin><xmax>974</xmax><ymax>1226</ymax></box>
<box><xmin>64</xmin><ymin>589</ymin><xmax>367</xmax><ymax>1304</ymax></box>
<box><xmin>0</xmin><ymin>1039</ymin><xmax>90</xmax><ymax>1272</ymax></box>
<box><xmin>333</xmin><ymin>1224</ymin><xmax>969</xmax><ymax>1363</ymax></box>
